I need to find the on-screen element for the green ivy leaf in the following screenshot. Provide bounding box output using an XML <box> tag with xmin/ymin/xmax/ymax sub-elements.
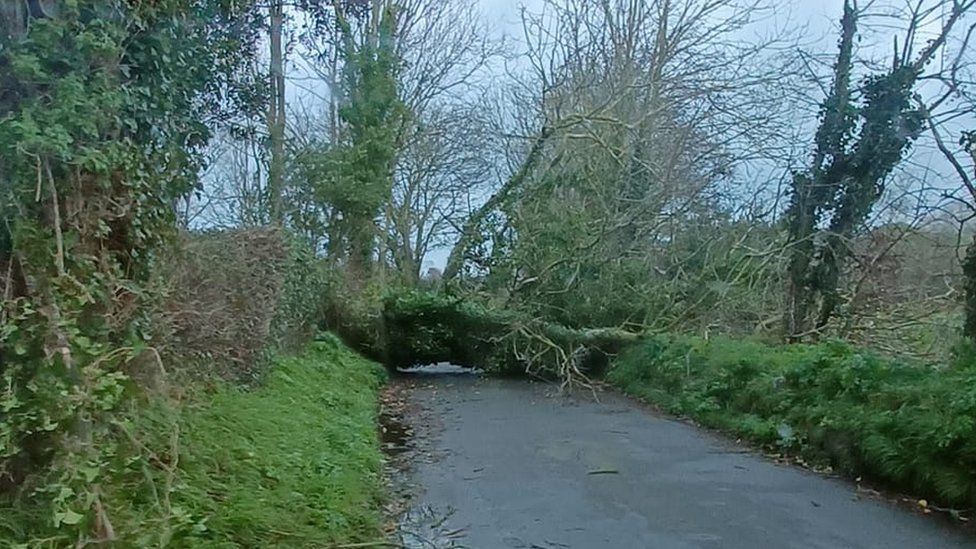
<box><xmin>55</xmin><ymin>509</ymin><xmax>84</xmax><ymax>526</ymax></box>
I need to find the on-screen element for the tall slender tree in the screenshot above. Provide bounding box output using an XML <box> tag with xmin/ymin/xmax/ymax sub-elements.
<box><xmin>328</xmin><ymin>1</ymin><xmax>407</xmax><ymax>273</ymax></box>
<box><xmin>268</xmin><ymin>0</ymin><xmax>287</xmax><ymax>225</ymax></box>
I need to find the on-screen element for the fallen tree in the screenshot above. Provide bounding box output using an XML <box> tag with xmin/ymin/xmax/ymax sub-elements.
<box><xmin>377</xmin><ymin>290</ymin><xmax>640</xmax><ymax>390</ymax></box>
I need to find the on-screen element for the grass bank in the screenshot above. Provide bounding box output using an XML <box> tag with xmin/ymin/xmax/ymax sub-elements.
<box><xmin>1</xmin><ymin>334</ymin><xmax>388</xmax><ymax>547</ymax></box>
<box><xmin>608</xmin><ymin>335</ymin><xmax>976</xmax><ymax>510</ymax></box>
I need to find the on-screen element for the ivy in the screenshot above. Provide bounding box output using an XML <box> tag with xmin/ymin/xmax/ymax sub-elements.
<box><xmin>0</xmin><ymin>1</ymin><xmax>259</xmax><ymax>542</ymax></box>
<box><xmin>322</xmin><ymin>5</ymin><xmax>409</xmax><ymax>272</ymax></box>
<box><xmin>784</xmin><ymin>2</ymin><xmax>926</xmax><ymax>340</ymax></box>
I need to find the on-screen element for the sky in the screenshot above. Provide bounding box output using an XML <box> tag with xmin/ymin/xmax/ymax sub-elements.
<box><xmin>406</xmin><ymin>0</ymin><xmax>972</xmax><ymax>271</ymax></box>
<box><xmin>477</xmin><ymin>0</ymin><xmax>845</xmax><ymax>44</ymax></box>
<box><xmin>410</xmin><ymin>0</ymin><xmax>851</xmax><ymax>271</ymax></box>
<box><xmin>195</xmin><ymin>0</ymin><xmax>973</xmax><ymax>266</ymax></box>
<box><xmin>476</xmin><ymin>0</ymin><xmax>963</xmax><ymax>66</ymax></box>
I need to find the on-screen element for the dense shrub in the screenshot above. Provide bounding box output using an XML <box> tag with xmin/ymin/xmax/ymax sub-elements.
<box><xmin>319</xmin><ymin>270</ymin><xmax>389</xmax><ymax>361</ymax></box>
<box><xmin>270</xmin><ymin>234</ymin><xmax>331</xmax><ymax>352</ymax></box>
<box><xmin>609</xmin><ymin>335</ymin><xmax>976</xmax><ymax>508</ymax></box>
<box><xmin>320</xmin><ymin>287</ymin><xmax>511</xmax><ymax>370</ymax></box>
<box><xmin>153</xmin><ymin>229</ymin><xmax>327</xmax><ymax>382</ymax></box>
<box><xmin>0</xmin><ymin>228</ymin><xmax>332</xmax><ymax>542</ymax></box>
<box><xmin>153</xmin><ymin>229</ymin><xmax>289</xmax><ymax>381</ymax></box>
<box><xmin>0</xmin><ymin>2</ymin><xmax>260</xmax><ymax>533</ymax></box>
<box><xmin>381</xmin><ymin>290</ymin><xmax>513</xmax><ymax>370</ymax></box>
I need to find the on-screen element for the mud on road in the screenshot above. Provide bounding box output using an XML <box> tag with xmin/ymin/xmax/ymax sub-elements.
<box><xmin>382</xmin><ymin>366</ymin><xmax>975</xmax><ymax>549</ymax></box>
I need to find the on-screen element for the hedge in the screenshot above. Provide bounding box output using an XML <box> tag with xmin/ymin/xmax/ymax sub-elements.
<box><xmin>609</xmin><ymin>335</ymin><xmax>976</xmax><ymax>509</ymax></box>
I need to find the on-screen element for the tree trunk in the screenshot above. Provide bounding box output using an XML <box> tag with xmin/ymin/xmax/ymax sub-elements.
<box><xmin>267</xmin><ymin>0</ymin><xmax>286</xmax><ymax>225</ymax></box>
<box><xmin>444</xmin><ymin>126</ymin><xmax>552</xmax><ymax>281</ymax></box>
<box><xmin>783</xmin><ymin>1</ymin><xmax>857</xmax><ymax>342</ymax></box>
<box><xmin>964</xmin><ymin>233</ymin><xmax>976</xmax><ymax>341</ymax></box>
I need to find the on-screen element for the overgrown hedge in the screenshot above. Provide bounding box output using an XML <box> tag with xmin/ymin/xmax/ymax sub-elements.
<box><xmin>0</xmin><ymin>229</ymin><xmax>331</xmax><ymax>543</ymax></box>
<box><xmin>155</xmin><ymin>229</ymin><xmax>328</xmax><ymax>383</ymax></box>
<box><xmin>609</xmin><ymin>335</ymin><xmax>976</xmax><ymax>509</ymax></box>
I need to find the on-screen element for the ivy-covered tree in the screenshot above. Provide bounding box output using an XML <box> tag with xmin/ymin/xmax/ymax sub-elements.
<box><xmin>783</xmin><ymin>0</ymin><xmax>972</xmax><ymax>341</ymax></box>
<box><xmin>0</xmin><ymin>0</ymin><xmax>259</xmax><ymax>539</ymax></box>
<box><xmin>322</xmin><ymin>2</ymin><xmax>408</xmax><ymax>274</ymax></box>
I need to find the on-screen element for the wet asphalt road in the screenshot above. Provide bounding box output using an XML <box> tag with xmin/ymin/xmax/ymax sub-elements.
<box><xmin>397</xmin><ymin>369</ymin><xmax>975</xmax><ymax>549</ymax></box>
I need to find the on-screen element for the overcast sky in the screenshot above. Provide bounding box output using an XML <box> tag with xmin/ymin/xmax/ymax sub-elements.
<box><xmin>477</xmin><ymin>0</ymin><xmax>846</xmax><ymax>43</ymax></box>
<box><xmin>413</xmin><ymin>1</ymin><xmax>852</xmax><ymax>272</ymax></box>
<box><xmin>403</xmin><ymin>0</ymin><xmax>968</xmax><ymax>271</ymax></box>
<box><xmin>475</xmin><ymin>0</ymin><xmax>961</xmax><ymax>63</ymax></box>
<box><xmin>265</xmin><ymin>0</ymin><xmax>971</xmax><ymax>269</ymax></box>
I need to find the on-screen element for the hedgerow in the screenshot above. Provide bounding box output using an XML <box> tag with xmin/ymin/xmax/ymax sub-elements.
<box><xmin>153</xmin><ymin>229</ymin><xmax>330</xmax><ymax>383</ymax></box>
<box><xmin>609</xmin><ymin>335</ymin><xmax>976</xmax><ymax>508</ymax></box>
<box><xmin>0</xmin><ymin>1</ymin><xmax>262</xmax><ymax>540</ymax></box>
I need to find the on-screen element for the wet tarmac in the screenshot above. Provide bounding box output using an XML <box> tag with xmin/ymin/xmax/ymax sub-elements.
<box><xmin>387</xmin><ymin>367</ymin><xmax>975</xmax><ymax>549</ymax></box>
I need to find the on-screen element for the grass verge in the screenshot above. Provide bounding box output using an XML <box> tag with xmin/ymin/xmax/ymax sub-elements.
<box><xmin>1</xmin><ymin>333</ymin><xmax>388</xmax><ymax>547</ymax></box>
<box><xmin>608</xmin><ymin>335</ymin><xmax>976</xmax><ymax>511</ymax></box>
<box><xmin>169</xmin><ymin>334</ymin><xmax>387</xmax><ymax>546</ymax></box>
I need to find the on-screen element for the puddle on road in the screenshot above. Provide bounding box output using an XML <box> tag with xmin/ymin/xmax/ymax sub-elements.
<box><xmin>381</xmin><ymin>364</ymin><xmax>479</xmax><ymax>548</ymax></box>
<box><xmin>380</xmin><ymin>409</ymin><xmax>412</xmax><ymax>456</ymax></box>
<box><xmin>398</xmin><ymin>504</ymin><xmax>468</xmax><ymax>549</ymax></box>
<box><xmin>397</xmin><ymin>363</ymin><xmax>482</xmax><ymax>377</ymax></box>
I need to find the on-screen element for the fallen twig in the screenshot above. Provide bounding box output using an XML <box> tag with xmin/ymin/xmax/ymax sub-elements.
<box><xmin>331</xmin><ymin>541</ymin><xmax>404</xmax><ymax>548</ymax></box>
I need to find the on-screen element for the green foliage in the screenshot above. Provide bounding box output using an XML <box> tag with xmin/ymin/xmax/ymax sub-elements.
<box><xmin>372</xmin><ymin>289</ymin><xmax>637</xmax><ymax>382</ymax></box>
<box><xmin>380</xmin><ymin>290</ymin><xmax>514</xmax><ymax>371</ymax></box>
<box><xmin>472</xmin><ymin>183</ymin><xmax>783</xmax><ymax>333</ymax></box>
<box><xmin>610</xmin><ymin>335</ymin><xmax>976</xmax><ymax>508</ymax></box>
<box><xmin>450</xmin><ymin>114</ymin><xmax>782</xmax><ymax>336</ymax></box>
<box><xmin>318</xmin><ymin>268</ymin><xmax>391</xmax><ymax>360</ymax></box>
<box><xmin>321</xmin><ymin>6</ymin><xmax>409</xmax><ymax>270</ymax></box>
<box><xmin>270</xmin><ymin>235</ymin><xmax>331</xmax><ymax>352</ymax></box>
<box><xmin>0</xmin><ymin>336</ymin><xmax>387</xmax><ymax>546</ymax></box>
<box><xmin>0</xmin><ymin>0</ymin><xmax>260</xmax><ymax>539</ymax></box>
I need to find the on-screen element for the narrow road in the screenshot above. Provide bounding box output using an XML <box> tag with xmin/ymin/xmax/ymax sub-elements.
<box><xmin>393</xmin><ymin>368</ymin><xmax>974</xmax><ymax>549</ymax></box>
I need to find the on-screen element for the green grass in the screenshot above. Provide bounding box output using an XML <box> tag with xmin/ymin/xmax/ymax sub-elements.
<box><xmin>167</xmin><ymin>334</ymin><xmax>388</xmax><ymax>547</ymax></box>
<box><xmin>0</xmin><ymin>334</ymin><xmax>388</xmax><ymax>547</ymax></box>
<box><xmin>608</xmin><ymin>335</ymin><xmax>976</xmax><ymax>509</ymax></box>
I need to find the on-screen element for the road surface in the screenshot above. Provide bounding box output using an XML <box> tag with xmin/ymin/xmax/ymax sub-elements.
<box><xmin>390</xmin><ymin>368</ymin><xmax>974</xmax><ymax>549</ymax></box>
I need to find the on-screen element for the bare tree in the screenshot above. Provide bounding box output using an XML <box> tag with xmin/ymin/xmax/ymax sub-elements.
<box><xmin>388</xmin><ymin>103</ymin><xmax>497</xmax><ymax>279</ymax></box>
<box><xmin>382</xmin><ymin>0</ymin><xmax>502</xmax><ymax>280</ymax></box>
<box><xmin>444</xmin><ymin>0</ymin><xmax>803</xmax><ymax>297</ymax></box>
<box><xmin>916</xmin><ymin>22</ymin><xmax>976</xmax><ymax>338</ymax></box>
